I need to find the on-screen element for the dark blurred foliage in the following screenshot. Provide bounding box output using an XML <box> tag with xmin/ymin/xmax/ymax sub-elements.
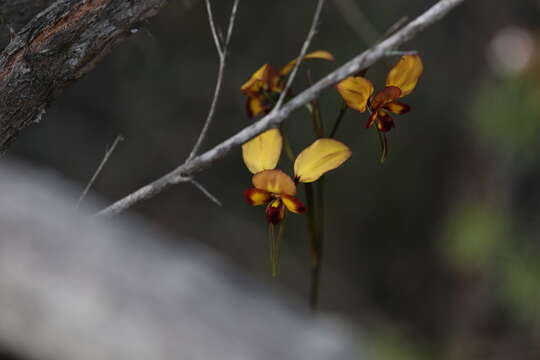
<box><xmin>5</xmin><ymin>0</ymin><xmax>540</xmax><ymax>359</ymax></box>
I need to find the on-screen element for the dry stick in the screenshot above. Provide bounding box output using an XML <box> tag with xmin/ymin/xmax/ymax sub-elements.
<box><xmin>188</xmin><ymin>0</ymin><xmax>239</xmax><ymax>161</ymax></box>
<box><xmin>274</xmin><ymin>0</ymin><xmax>325</xmax><ymax>111</ymax></box>
<box><xmin>96</xmin><ymin>0</ymin><xmax>466</xmax><ymax>217</ymax></box>
<box><xmin>77</xmin><ymin>135</ymin><xmax>123</xmax><ymax>208</ymax></box>
<box><xmin>190</xmin><ymin>178</ymin><xmax>222</xmax><ymax>206</ymax></box>
<box><xmin>184</xmin><ymin>0</ymin><xmax>239</xmax><ymax>206</ymax></box>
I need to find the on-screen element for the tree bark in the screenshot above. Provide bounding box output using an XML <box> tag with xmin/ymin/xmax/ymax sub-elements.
<box><xmin>0</xmin><ymin>1</ymin><xmax>56</xmax><ymax>51</ymax></box>
<box><xmin>0</xmin><ymin>0</ymin><xmax>168</xmax><ymax>153</ymax></box>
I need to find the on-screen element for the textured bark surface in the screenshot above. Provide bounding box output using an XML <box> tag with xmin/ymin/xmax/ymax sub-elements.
<box><xmin>0</xmin><ymin>160</ymin><xmax>361</xmax><ymax>360</ymax></box>
<box><xmin>0</xmin><ymin>0</ymin><xmax>168</xmax><ymax>153</ymax></box>
<box><xmin>0</xmin><ymin>0</ymin><xmax>56</xmax><ymax>50</ymax></box>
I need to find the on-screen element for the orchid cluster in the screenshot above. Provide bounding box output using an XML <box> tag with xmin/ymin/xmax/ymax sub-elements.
<box><xmin>337</xmin><ymin>54</ymin><xmax>423</xmax><ymax>161</ymax></box>
<box><xmin>239</xmin><ymin>52</ymin><xmax>423</xmax><ymax>300</ymax></box>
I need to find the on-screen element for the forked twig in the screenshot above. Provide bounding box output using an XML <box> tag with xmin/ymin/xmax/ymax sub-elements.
<box><xmin>184</xmin><ymin>0</ymin><xmax>239</xmax><ymax>206</ymax></box>
<box><xmin>187</xmin><ymin>0</ymin><xmax>239</xmax><ymax>161</ymax></box>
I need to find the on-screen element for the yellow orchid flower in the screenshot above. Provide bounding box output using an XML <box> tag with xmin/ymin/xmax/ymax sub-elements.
<box><xmin>242</xmin><ymin>130</ymin><xmax>351</xmax><ymax>224</ymax></box>
<box><xmin>336</xmin><ymin>54</ymin><xmax>423</xmax><ymax>132</ymax></box>
<box><xmin>240</xmin><ymin>50</ymin><xmax>335</xmax><ymax>118</ymax></box>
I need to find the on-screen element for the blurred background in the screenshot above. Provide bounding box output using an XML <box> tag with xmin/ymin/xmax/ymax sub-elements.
<box><xmin>5</xmin><ymin>0</ymin><xmax>540</xmax><ymax>358</ymax></box>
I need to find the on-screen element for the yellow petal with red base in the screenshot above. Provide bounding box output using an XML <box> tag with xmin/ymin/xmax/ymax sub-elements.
<box><xmin>244</xmin><ymin>188</ymin><xmax>272</xmax><ymax>206</ymax></box>
<box><xmin>365</xmin><ymin>110</ymin><xmax>378</xmax><ymax>128</ymax></box>
<box><xmin>241</xmin><ymin>64</ymin><xmax>280</xmax><ymax>98</ymax></box>
<box><xmin>386</xmin><ymin>54</ymin><xmax>423</xmax><ymax>97</ymax></box>
<box><xmin>252</xmin><ymin>169</ymin><xmax>297</xmax><ymax>196</ymax></box>
<box><xmin>279</xmin><ymin>50</ymin><xmax>335</xmax><ymax>76</ymax></box>
<box><xmin>281</xmin><ymin>194</ymin><xmax>306</xmax><ymax>214</ymax></box>
<box><xmin>266</xmin><ymin>199</ymin><xmax>285</xmax><ymax>224</ymax></box>
<box><xmin>376</xmin><ymin>110</ymin><xmax>395</xmax><ymax>132</ymax></box>
<box><xmin>240</xmin><ymin>64</ymin><xmax>270</xmax><ymax>97</ymax></box>
<box><xmin>336</xmin><ymin>76</ymin><xmax>374</xmax><ymax>113</ymax></box>
<box><xmin>384</xmin><ymin>101</ymin><xmax>410</xmax><ymax>115</ymax></box>
<box><xmin>294</xmin><ymin>139</ymin><xmax>352</xmax><ymax>183</ymax></box>
<box><xmin>246</xmin><ymin>96</ymin><xmax>267</xmax><ymax>118</ymax></box>
<box><xmin>242</xmin><ymin>129</ymin><xmax>283</xmax><ymax>174</ymax></box>
<box><xmin>370</xmin><ymin>86</ymin><xmax>401</xmax><ymax>109</ymax></box>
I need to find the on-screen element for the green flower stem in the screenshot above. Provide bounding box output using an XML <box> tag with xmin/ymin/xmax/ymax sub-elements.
<box><xmin>279</xmin><ymin>124</ymin><xmax>296</xmax><ymax>162</ymax></box>
<box><xmin>268</xmin><ymin>224</ymin><xmax>276</xmax><ymax>277</ymax></box>
<box><xmin>306</xmin><ymin>70</ymin><xmax>324</xmax><ymax>139</ymax></box>
<box><xmin>306</xmin><ymin>96</ymin><xmax>324</xmax><ymax>310</ymax></box>
<box><xmin>316</xmin><ymin>176</ymin><xmax>325</xmax><ymax>246</ymax></box>
<box><xmin>330</xmin><ymin>104</ymin><xmax>348</xmax><ymax>138</ymax></box>
<box><xmin>311</xmin><ymin>99</ymin><xmax>324</xmax><ymax>138</ymax></box>
<box><xmin>304</xmin><ymin>182</ymin><xmax>321</xmax><ymax>309</ymax></box>
<box><xmin>269</xmin><ymin>221</ymin><xmax>286</xmax><ymax>278</ymax></box>
<box><xmin>377</xmin><ymin>129</ymin><xmax>388</xmax><ymax>163</ymax></box>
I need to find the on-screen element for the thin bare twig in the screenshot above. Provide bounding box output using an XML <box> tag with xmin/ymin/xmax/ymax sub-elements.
<box><xmin>190</xmin><ymin>178</ymin><xmax>223</xmax><ymax>206</ymax></box>
<box><xmin>205</xmin><ymin>0</ymin><xmax>222</xmax><ymax>56</ymax></box>
<box><xmin>187</xmin><ymin>0</ymin><xmax>239</xmax><ymax>161</ymax></box>
<box><xmin>274</xmin><ymin>0</ymin><xmax>325</xmax><ymax>111</ymax></box>
<box><xmin>96</xmin><ymin>0</ymin><xmax>466</xmax><ymax>217</ymax></box>
<box><xmin>77</xmin><ymin>135</ymin><xmax>123</xmax><ymax>208</ymax></box>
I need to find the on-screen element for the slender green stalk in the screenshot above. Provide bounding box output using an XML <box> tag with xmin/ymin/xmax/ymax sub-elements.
<box><xmin>280</xmin><ymin>124</ymin><xmax>296</xmax><ymax>162</ymax></box>
<box><xmin>276</xmin><ymin>221</ymin><xmax>285</xmax><ymax>271</ymax></box>
<box><xmin>330</xmin><ymin>104</ymin><xmax>348</xmax><ymax>138</ymax></box>
<box><xmin>305</xmin><ymin>181</ymin><xmax>321</xmax><ymax>310</ymax></box>
<box><xmin>268</xmin><ymin>224</ymin><xmax>277</xmax><ymax>277</ymax></box>
<box><xmin>309</xmin><ymin>98</ymin><xmax>324</xmax><ymax>138</ymax></box>
<box><xmin>377</xmin><ymin>129</ymin><xmax>388</xmax><ymax>163</ymax></box>
<box><xmin>306</xmin><ymin>70</ymin><xmax>324</xmax><ymax>139</ymax></box>
<box><xmin>316</xmin><ymin>176</ymin><xmax>325</xmax><ymax>246</ymax></box>
<box><xmin>304</xmin><ymin>183</ymin><xmax>319</xmax><ymax>257</ymax></box>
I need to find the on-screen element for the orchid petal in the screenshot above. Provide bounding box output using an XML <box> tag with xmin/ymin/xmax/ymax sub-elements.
<box><xmin>252</xmin><ymin>169</ymin><xmax>296</xmax><ymax>196</ymax></box>
<box><xmin>384</xmin><ymin>101</ymin><xmax>410</xmax><ymax>115</ymax></box>
<box><xmin>266</xmin><ymin>199</ymin><xmax>285</xmax><ymax>224</ymax></box>
<box><xmin>242</xmin><ymin>129</ymin><xmax>283</xmax><ymax>174</ymax></box>
<box><xmin>366</xmin><ymin>111</ymin><xmax>378</xmax><ymax>128</ymax></box>
<box><xmin>279</xmin><ymin>50</ymin><xmax>335</xmax><ymax>76</ymax></box>
<box><xmin>371</xmin><ymin>86</ymin><xmax>402</xmax><ymax>109</ymax></box>
<box><xmin>246</xmin><ymin>96</ymin><xmax>267</xmax><ymax>118</ymax></box>
<box><xmin>281</xmin><ymin>195</ymin><xmax>306</xmax><ymax>214</ymax></box>
<box><xmin>386</xmin><ymin>54</ymin><xmax>423</xmax><ymax>97</ymax></box>
<box><xmin>244</xmin><ymin>188</ymin><xmax>272</xmax><ymax>206</ymax></box>
<box><xmin>336</xmin><ymin>76</ymin><xmax>374</xmax><ymax>113</ymax></box>
<box><xmin>376</xmin><ymin>110</ymin><xmax>395</xmax><ymax>133</ymax></box>
<box><xmin>294</xmin><ymin>139</ymin><xmax>352</xmax><ymax>183</ymax></box>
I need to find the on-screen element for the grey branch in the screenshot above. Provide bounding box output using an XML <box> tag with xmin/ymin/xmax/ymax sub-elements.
<box><xmin>76</xmin><ymin>135</ymin><xmax>124</xmax><ymax>208</ymax></box>
<box><xmin>97</xmin><ymin>0</ymin><xmax>464</xmax><ymax>217</ymax></box>
<box><xmin>187</xmin><ymin>0</ymin><xmax>240</xmax><ymax>161</ymax></box>
<box><xmin>97</xmin><ymin>0</ymin><xmax>466</xmax><ymax>217</ymax></box>
<box><xmin>274</xmin><ymin>0</ymin><xmax>325</xmax><ymax>110</ymax></box>
<box><xmin>0</xmin><ymin>0</ymin><xmax>168</xmax><ymax>153</ymax></box>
